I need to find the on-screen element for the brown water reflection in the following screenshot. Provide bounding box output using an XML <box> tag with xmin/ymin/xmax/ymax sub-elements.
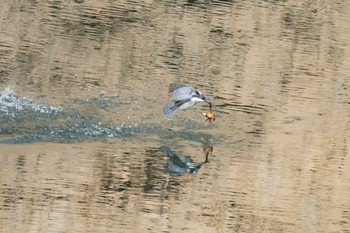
<box><xmin>1</xmin><ymin>0</ymin><xmax>350</xmax><ymax>232</ymax></box>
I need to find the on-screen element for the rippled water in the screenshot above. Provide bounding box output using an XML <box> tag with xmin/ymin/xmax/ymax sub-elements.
<box><xmin>1</xmin><ymin>1</ymin><xmax>350</xmax><ymax>232</ymax></box>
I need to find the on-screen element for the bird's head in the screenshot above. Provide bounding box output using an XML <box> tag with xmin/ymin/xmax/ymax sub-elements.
<box><xmin>192</xmin><ymin>90</ymin><xmax>211</xmax><ymax>104</ymax></box>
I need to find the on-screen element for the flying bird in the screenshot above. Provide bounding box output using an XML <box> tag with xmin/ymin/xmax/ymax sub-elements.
<box><xmin>163</xmin><ymin>83</ymin><xmax>211</xmax><ymax>120</ymax></box>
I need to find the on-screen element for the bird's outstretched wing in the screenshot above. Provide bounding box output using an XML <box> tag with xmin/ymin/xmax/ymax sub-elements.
<box><xmin>169</xmin><ymin>83</ymin><xmax>194</xmax><ymax>101</ymax></box>
<box><xmin>169</xmin><ymin>83</ymin><xmax>192</xmax><ymax>92</ymax></box>
<box><xmin>163</xmin><ymin>101</ymin><xmax>178</xmax><ymax>120</ymax></box>
<box><xmin>162</xmin><ymin>99</ymin><xmax>189</xmax><ymax>120</ymax></box>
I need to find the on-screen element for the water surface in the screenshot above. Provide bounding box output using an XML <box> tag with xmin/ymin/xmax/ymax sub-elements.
<box><xmin>1</xmin><ymin>0</ymin><xmax>350</xmax><ymax>232</ymax></box>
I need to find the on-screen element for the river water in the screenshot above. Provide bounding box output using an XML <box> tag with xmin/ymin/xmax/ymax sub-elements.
<box><xmin>0</xmin><ymin>1</ymin><xmax>350</xmax><ymax>232</ymax></box>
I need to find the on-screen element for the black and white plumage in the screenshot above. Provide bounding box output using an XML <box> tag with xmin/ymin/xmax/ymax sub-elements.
<box><xmin>163</xmin><ymin>83</ymin><xmax>211</xmax><ymax>120</ymax></box>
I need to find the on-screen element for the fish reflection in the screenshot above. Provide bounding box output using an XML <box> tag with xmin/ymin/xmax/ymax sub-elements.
<box><xmin>160</xmin><ymin>145</ymin><xmax>213</xmax><ymax>175</ymax></box>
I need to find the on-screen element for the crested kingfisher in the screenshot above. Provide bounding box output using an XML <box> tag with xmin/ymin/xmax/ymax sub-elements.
<box><xmin>163</xmin><ymin>83</ymin><xmax>212</xmax><ymax>120</ymax></box>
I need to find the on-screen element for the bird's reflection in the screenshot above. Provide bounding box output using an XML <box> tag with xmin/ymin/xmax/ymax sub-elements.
<box><xmin>160</xmin><ymin>145</ymin><xmax>213</xmax><ymax>175</ymax></box>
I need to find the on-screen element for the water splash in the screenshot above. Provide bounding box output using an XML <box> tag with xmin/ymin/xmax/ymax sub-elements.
<box><xmin>0</xmin><ymin>87</ymin><xmax>63</xmax><ymax>122</ymax></box>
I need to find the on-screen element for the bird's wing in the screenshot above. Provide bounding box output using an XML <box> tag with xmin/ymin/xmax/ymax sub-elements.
<box><xmin>163</xmin><ymin>101</ymin><xmax>177</xmax><ymax>120</ymax></box>
<box><xmin>169</xmin><ymin>83</ymin><xmax>193</xmax><ymax>92</ymax></box>
<box><xmin>163</xmin><ymin>100</ymin><xmax>190</xmax><ymax>120</ymax></box>
<box><xmin>172</xmin><ymin>86</ymin><xmax>194</xmax><ymax>100</ymax></box>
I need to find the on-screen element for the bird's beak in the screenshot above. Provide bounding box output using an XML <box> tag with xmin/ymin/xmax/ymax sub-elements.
<box><xmin>204</xmin><ymin>98</ymin><xmax>212</xmax><ymax>106</ymax></box>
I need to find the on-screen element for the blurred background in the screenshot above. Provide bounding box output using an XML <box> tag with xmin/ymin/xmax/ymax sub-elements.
<box><xmin>0</xmin><ymin>0</ymin><xmax>349</xmax><ymax>232</ymax></box>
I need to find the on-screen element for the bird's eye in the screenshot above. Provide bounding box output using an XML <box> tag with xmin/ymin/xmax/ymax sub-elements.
<box><xmin>195</xmin><ymin>90</ymin><xmax>200</xmax><ymax>95</ymax></box>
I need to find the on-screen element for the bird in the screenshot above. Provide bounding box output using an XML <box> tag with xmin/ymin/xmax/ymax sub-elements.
<box><xmin>163</xmin><ymin>83</ymin><xmax>212</xmax><ymax>120</ymax></box>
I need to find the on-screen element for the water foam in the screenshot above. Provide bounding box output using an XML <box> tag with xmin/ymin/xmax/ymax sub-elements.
<box><xmin>0</xmin><ymin>87</ymin><xmax>63</xmax><ymax>121</ymax></box>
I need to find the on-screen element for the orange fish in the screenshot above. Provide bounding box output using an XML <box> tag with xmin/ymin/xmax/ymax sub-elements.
<box><xmin>203</xmin><ymin>105</ymin><xmax>215</xmax><ymax>125</ymax></box>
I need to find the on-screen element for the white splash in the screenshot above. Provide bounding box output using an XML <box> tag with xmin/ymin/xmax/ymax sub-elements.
<box><xmin>0</xmin><ymin>87</ymin><xmax>63</xmax><ymax>117</ymax></box>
